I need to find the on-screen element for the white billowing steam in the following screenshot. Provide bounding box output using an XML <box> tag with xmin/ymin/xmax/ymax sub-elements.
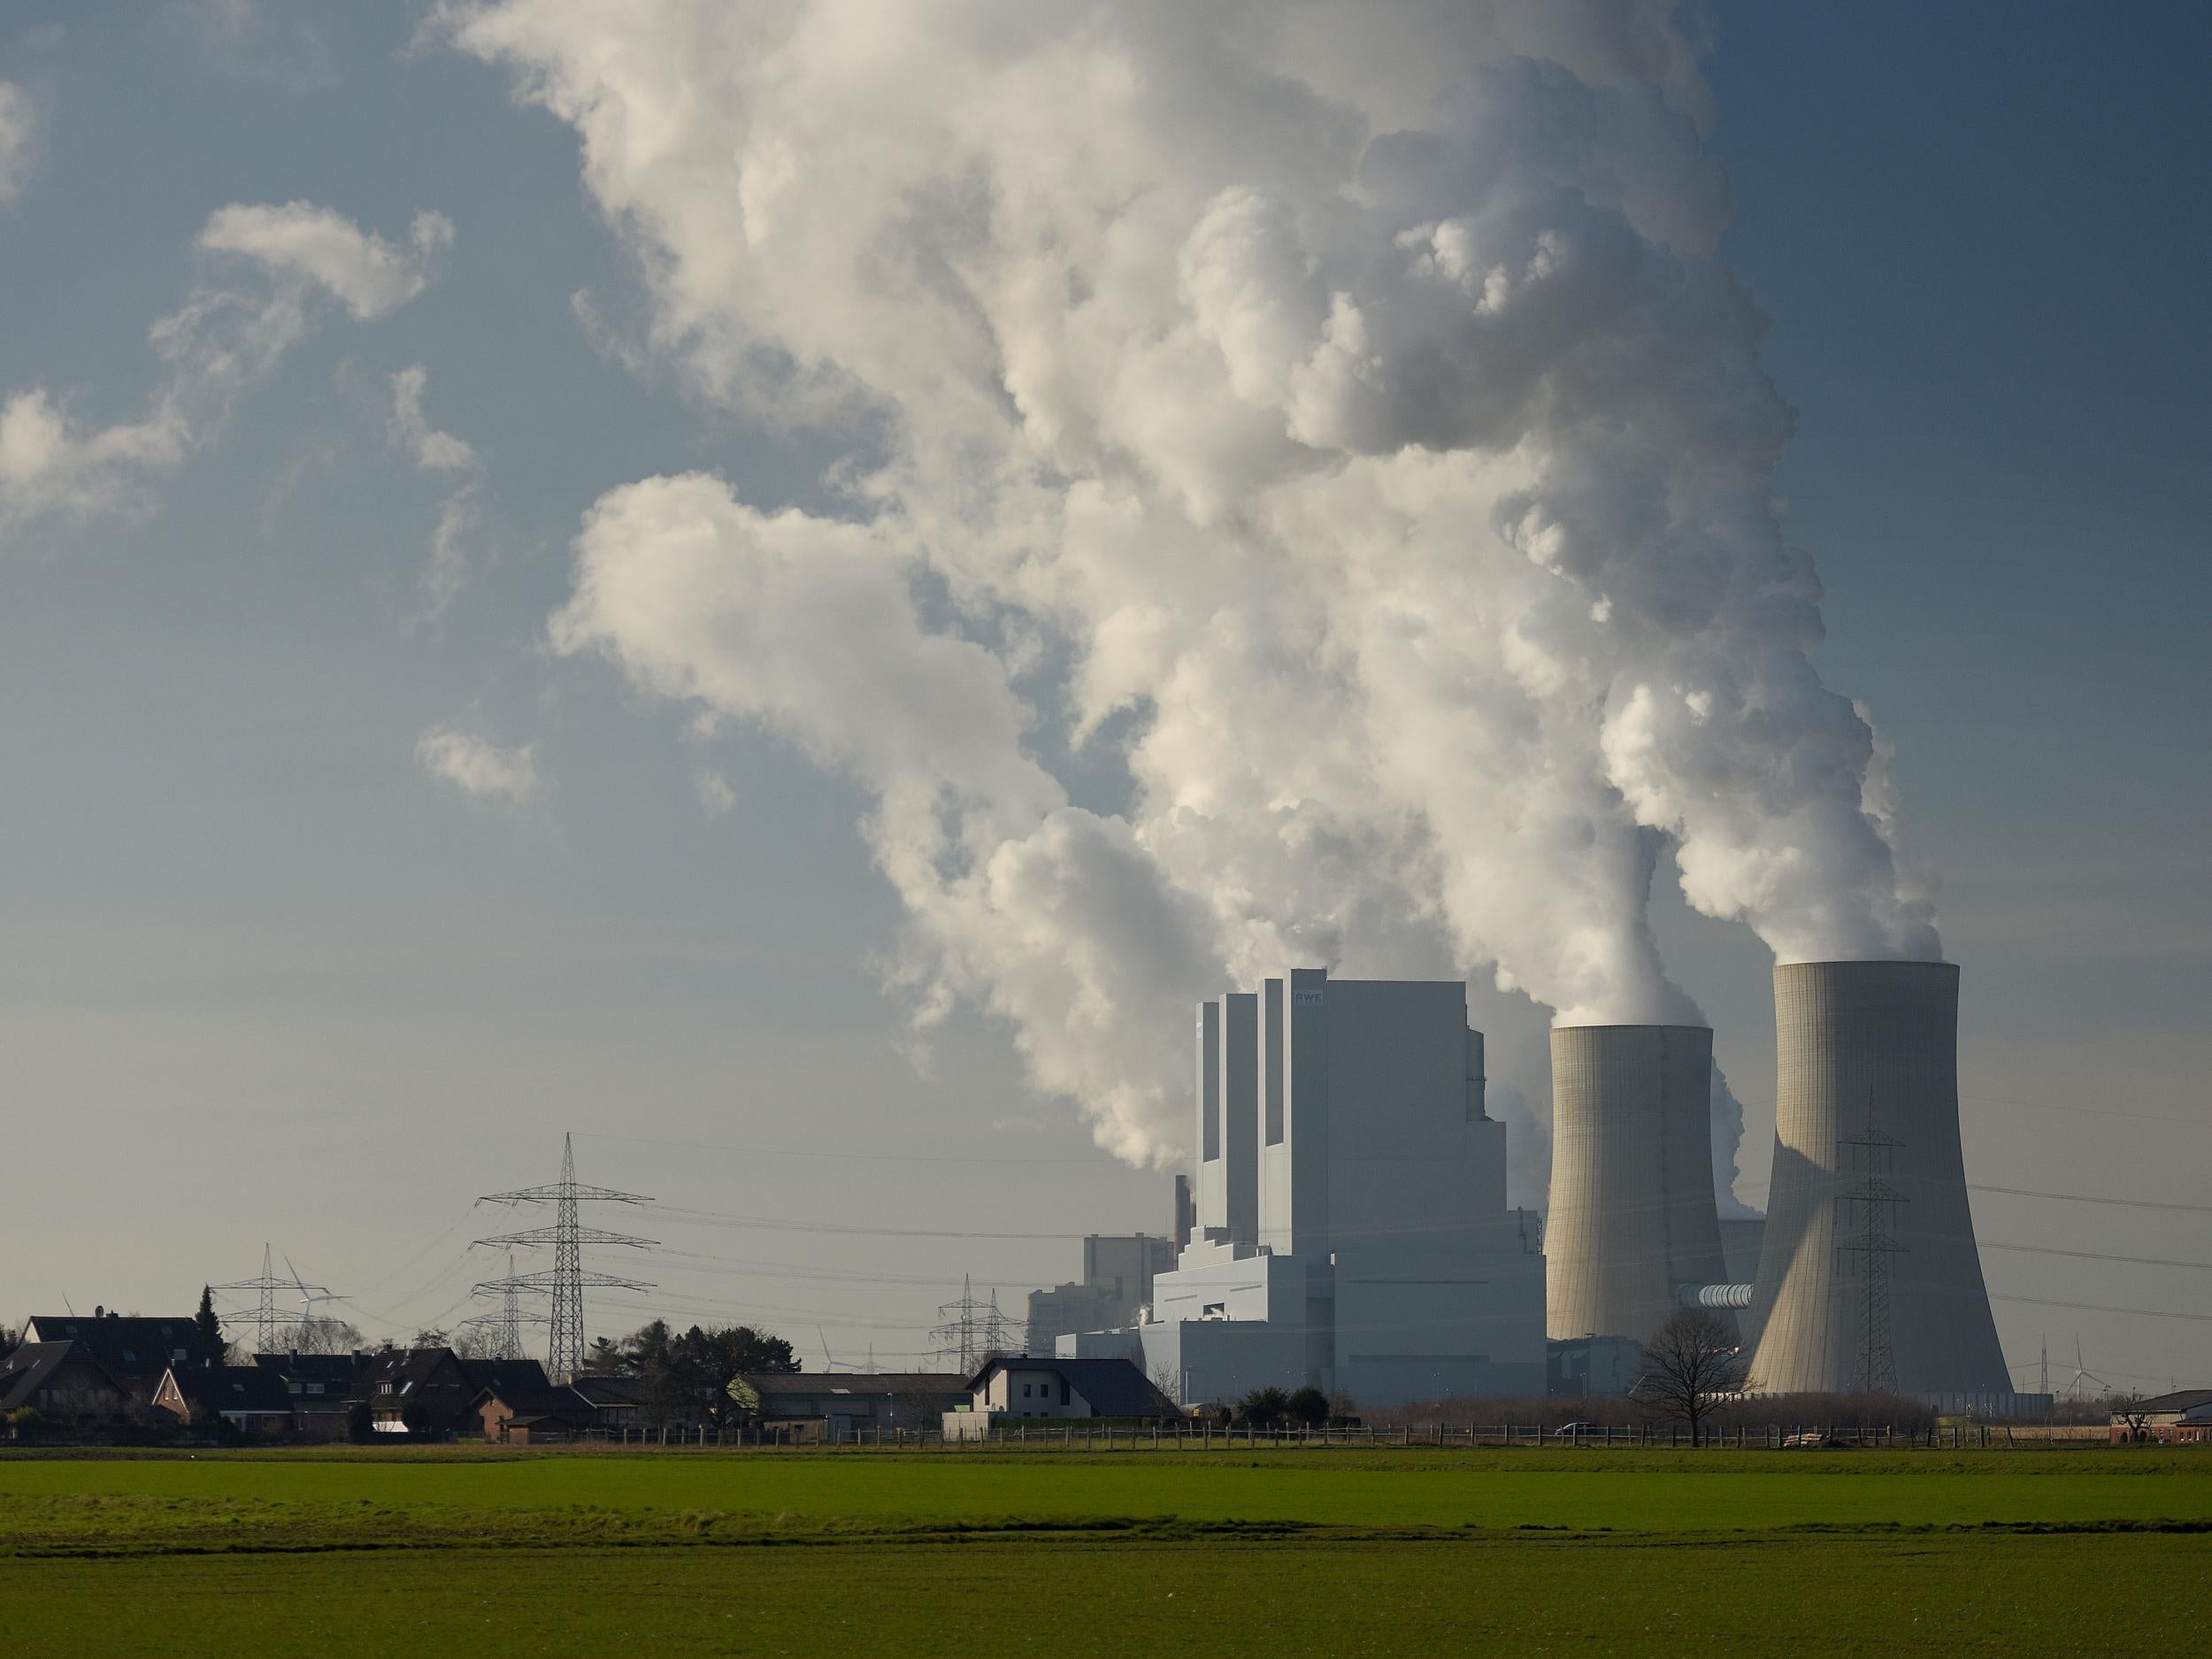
<box><xmin>454</xmin><ymin>1</ymin><xmax>1938</xmax><ymax>1172</ymax></box>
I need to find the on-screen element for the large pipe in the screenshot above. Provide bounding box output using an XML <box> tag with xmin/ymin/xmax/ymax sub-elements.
<box><xmin>1745</xmin><ymin>961</ymin><xmax>2008</xmax><ymax>1394</ymax></box>
<box><xmin>1678</xmin><ymin>1283</ymin><xmax>1754</xmax><ymax>1310</ymax></box>
<box><xmin>1546</xmin><ymin>1025</ymin><xmax>1731</xmax><ymax>1343</ymax></box>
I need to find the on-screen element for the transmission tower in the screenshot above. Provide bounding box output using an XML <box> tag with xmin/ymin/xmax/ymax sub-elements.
<box><xmin>458</xmin><ymin>1253</ymin><xmax>549</xmax><ymax>1361</ymax></box>
<box><xmin>1834</xmin><ymin>1124</ymin><xmax>1907</xmax><ymax>1394</ymax></box>
<box><xmin>929</xmin><ymin>1276</ymin><xmax>1024</xmax><ymax>1371</ymax></box>
<box><xmin>477</xmin><ymin>1133</ymin><xmax>654</xmax><ymax>1382</ymax></box>
<box><xmin>215</xmin><ymin>1244</ymin><xmax>328</xmax><ymax>1358</ymax></box>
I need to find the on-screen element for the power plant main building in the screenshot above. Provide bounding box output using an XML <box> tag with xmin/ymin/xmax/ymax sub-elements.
<box><xmin>1081</xmin><ymin>970</ymin><xmax>1546</xmax><ymax>1409</ymax></box>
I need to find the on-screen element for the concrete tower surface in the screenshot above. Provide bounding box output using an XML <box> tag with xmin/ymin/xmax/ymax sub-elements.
<box><xmin>1746</xmin><ymin>961</ymin><xmax>2008</xmax><ymax>1395</ymax></box>
<box><xmin>1545</xmin><ymin>1025</ymin><xmax>1731</xmax><ymax>1344</ymax></box>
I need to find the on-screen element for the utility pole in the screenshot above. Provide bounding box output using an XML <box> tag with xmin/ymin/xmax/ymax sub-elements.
<box><xmin>1834</xmin><ymin>1121</ymin><xmax>1906</xmax><ymax>1395</ymax></box>
<box><xmin>477</xmin><ymin>1134</ymin><xmax>654</xmax><ymax>1382</ymax></box>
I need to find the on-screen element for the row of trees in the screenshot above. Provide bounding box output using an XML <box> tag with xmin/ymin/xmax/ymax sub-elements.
<box><xmin>580</xmin><ymin>1319</ymin><xmax>800</xmax><ymax>1430</ymax></box>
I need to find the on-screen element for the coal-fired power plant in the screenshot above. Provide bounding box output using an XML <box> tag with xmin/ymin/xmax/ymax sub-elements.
<box><xmin>1744</xmin><ymin>961</ymin><xmax>2008</xmax><ymax>1395</ymax></box>
<box><xmin>1545</xmin><ymin>1025</ymin><xmax>1731</xmax><ymax>1345</ymax></box>
<box><xmin>1115</xmin><ymin>958</ymin><xmax>2019</xmax><ymax>1410</ymax></box>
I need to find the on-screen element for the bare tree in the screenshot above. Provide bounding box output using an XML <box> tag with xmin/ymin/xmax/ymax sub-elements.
<box><xmin>2110</xmin><ymin>1394</ymin><xmax>2151</xmax><ymax>1443</ymax></box>
<box><xmin>1631</xmin><ymin>1311</ymin><xmax>1744</xmax><ymax>1447</ymax></box>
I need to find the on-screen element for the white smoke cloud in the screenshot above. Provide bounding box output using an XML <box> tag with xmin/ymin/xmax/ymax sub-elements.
<box><xmin>199</xmin><ymin>203</ymin><xmax>451</xmax><ymax>322</ymax></box>
<box><xmin>388</xmin><ymin>365</ymin><xmax>484</xmax><ymax>611</ymax></box>
<box><xmin>0</xmin><ymin>82</ymin><xmax>37</xmax><ymax>206</ymax></box>
<box><xmin>2</xmin><ymin>202</ymin><xmax>451</xmax><ymax>530</ymax></box>
<box><xmin>416</xmin><ymin>724</ymin><xmax>538</xmax><ymax>804</ymax></box>
<box><xmin>452</xmin><ymin>1</ymin><xmax>1939</xmax><ymax>1163</ymax></box>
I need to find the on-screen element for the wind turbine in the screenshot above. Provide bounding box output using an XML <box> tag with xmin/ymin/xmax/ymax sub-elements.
<box><xmin>818</xmin><ymin>1326</ymin><xmax>858</xmax><ymax>1373</ymax></box>
<box><xmin>2067</xmin><ymin>1336</ymin><xmax>2112</xmax><ymax>1401</ymax></box>
<box><xmin>285</xmin><ymin>1257</ymin><xmax>340</xmax><ymax>1353</ymax></box>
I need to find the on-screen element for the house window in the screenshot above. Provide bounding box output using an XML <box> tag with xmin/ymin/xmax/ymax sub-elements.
<box><xmin>1021</xmin><ymin>1383</ymin><xmax>1032</xmax><ymax>1398</ymax></box>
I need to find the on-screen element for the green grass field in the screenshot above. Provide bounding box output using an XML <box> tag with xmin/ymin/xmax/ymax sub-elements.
<box><xmin>4</xmin><ymin>1447</ymin><xmax>2208</xmax><ymax>1655</ymax></box>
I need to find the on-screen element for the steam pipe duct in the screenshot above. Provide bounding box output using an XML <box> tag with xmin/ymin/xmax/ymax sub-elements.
<box><xmin>1677</xmin><ymin>1283</ymin><xmax>1755</xmax><ymax>1310</ymax></box>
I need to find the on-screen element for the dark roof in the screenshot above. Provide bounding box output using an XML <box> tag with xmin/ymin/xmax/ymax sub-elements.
<box><xmin>166</xmin><ymin>1365</ymin><xmax>294</xmax><ymax>1415</ymax></box>
<box><xmin>568</xmin><ymin>1374</ymin><xmax>648</xmax><ymax>1406</ymax></box>
<box><xmin>0</xmin><ymin>1342</ymin><xmax>123</xmax><ymax>1412</ymax></box>
<box><xmin>21</xmin><ymin>1315</ymin><xmax>214</xmax><ymax>1381</ymax></box>
<box><xmin>2126</xmin><ymin>1389</ymin><xmax>2212</xmax><ymax>1416</ymax></box>
<box><xmin>967</xmin><ymin>1356</ymin><xmax>1178</xmax><ymax>1417</ymax></box>
<box><xmin>742</xmin><ymin>1371</ymin><xmax>967</xmax><ymax>1397</ymax></box>
<box><xmin>350</xmin><ymin>1348</ymin><xmax>468</xmax><ymax>1400</ymax></box>
<box><xmin>460</xmin><ymin>1357</ymin><xmax>551</xmax><ymax>1394</ymax></box>
<box><xmin>252</xmin><ymin>1352</ymin><xmax>372</xmax><ymax>1386</ymax></box>
<box><xmin>475</xmin><ymin>1381</ymin><xmax>587</xmax><ymax>1416</ymax></box>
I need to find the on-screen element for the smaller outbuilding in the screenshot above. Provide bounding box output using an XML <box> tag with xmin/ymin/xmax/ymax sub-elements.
<box><xmin>945</xmin><ymin>1356</ymin><xmax>1178</xmax><ymax>1440</ymax></box>
<box><xmin>741</xmin><ymin>1371</ymin><xmax>968</xmax><ymax>1444</ymax></box>
<box><xmin>2113</xmin><ymin>1389</ymin><xmax>2212</xmax><ymax>1443</ymax></box>
<box><xmin>474</xmin><ymin>1381</ymin><xmax>595</xmax><ymax>1444</ymax></box>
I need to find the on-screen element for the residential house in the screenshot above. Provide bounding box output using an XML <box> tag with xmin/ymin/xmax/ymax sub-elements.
<box><xmin>0</xmin><ymin>1342</ymin><xmax>127</xmax><ymax>1424</ymax></box>
<box><xmin>251</xmin><ymin>1352</ymin><xmax>374</xmax><ymax>1441</ymax></box>
<box><xmin>944</xmin><ymin>1356</ymin><xmax>1177</xmax><ymax>1440</ymax></box>
<box><xmin>568</xmin><ymin>1372</ymin><xmax>647</xmax><ymax>1432</ymax></box>
<box><xmin>20</xmin><ymin>1312</ymin><xmax>217</xmax><ymax>1406</ymax></box>
<box><xmin>349</xmin><ymin>1348</ymin><xmax>479</xmax><ymax>1435</ymax></box>
<box><xmin>153</xmin><ymin>1365</ymin><xmax>296</xmax><ymax>1438</ymax></box>
<box><xmin>2114</xmin><ymin>1389</ymin><xmax>2212</xmax><ymax>1443</ymax></box>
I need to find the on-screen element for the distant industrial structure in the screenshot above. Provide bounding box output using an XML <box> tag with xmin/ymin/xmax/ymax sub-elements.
<box><xmin>1025</xmin><ymin>1235</ymin><xmax>1174</xmax><ymax>1358</ymax></box>
<box><xmin>1065</xmin><ymin>970</ymin><xmax>1546</xmax><ymax>1409</ymax></box>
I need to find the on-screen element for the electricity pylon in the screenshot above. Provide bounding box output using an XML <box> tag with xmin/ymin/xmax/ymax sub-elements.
<box><xmin>929</xmin><ymin>1276</ymin><xmax>1023</xmax><ymax>1372</ymax></box>
<box><xmin>477</xmin><ymin>1134</ymin><xmax>653</xmax><ymax>1381</ymax></box>
<box><xmin>459</xmin><ymin>1253</ymin><xmax>549</xmax><ymax>1361</ymax></box>
<box><xmin>1834</xmin><ymin>1124</ymin><xmax>1907</xmax><ymax>1394</ymax></box>
<box><xmin>216</xmin><ymin>1244</ymin><xmax>328</xmax><ymax>1358</ymax></box>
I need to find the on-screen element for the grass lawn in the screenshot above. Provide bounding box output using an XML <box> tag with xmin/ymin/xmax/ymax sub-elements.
<box><xmin>4</xmin><ymin>1447</ymin><xmax>2207</xmax><ymax>1655</ymax></box>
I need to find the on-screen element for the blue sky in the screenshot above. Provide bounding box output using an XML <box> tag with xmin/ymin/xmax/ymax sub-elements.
<box><xmin>1</xmin><ymin>2</ymin><xmax>2206</xmax><ymax>1390</ymax></box>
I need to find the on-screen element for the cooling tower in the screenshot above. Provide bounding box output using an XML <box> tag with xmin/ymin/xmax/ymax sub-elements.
<box><xmin>1546</xmin><ymin>1025</ymin><xmax>1731</xmax><ymax>1342</ymax></box>
<box><xmin>1745</xmin><ymin>961</ymin><xmax>2008</xmax><ymax>1394</ymax></box>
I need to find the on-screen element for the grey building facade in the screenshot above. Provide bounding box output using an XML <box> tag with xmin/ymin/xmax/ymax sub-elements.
<box><xmin>1114</xmin><ymin>970</ymin><xmax>1546</xmax><ymax>1409</ymax></box>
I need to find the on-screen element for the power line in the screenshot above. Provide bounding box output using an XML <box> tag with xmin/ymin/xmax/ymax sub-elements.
<box><xmin>1984</xmin><ymin>1240</ymin><xmax>2212</xmax><ymax>1271</ymax></box>
<box><xmin>1989</xmin><ymin>1292</ymin><xmax>2212</xmax><ymax>1325</ymax></box>
<box><xmin>660</xmin><ymin>1206</ymin><xmax>1087</xmax><ymax>1242</ymax></box>
<box><xmin>575</xmin><ymin>1131</ymin><xmax>1100</xmax><ymax>1167</ymax></box>
<box><xmin>1970</xmin><ymin>1182</ymin><xmax>2212</xmax><ymax>1215</ymax></box>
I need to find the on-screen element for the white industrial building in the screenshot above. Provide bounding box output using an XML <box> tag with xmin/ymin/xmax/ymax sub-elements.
<box><xmin>1065</xmin><ymin>970</ymin><xmax>1546</xmax><ymax>1409</ymax></box>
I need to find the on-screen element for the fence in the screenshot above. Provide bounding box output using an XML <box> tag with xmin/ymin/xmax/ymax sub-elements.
<box><xmin>560</xmin><ymin>1419</ymin><xmax>2121</xmax><ymax>1451</ymax></box>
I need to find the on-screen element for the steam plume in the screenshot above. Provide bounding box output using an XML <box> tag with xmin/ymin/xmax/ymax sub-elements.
<box><xmin>455</xmin><ymin>1</ymin><xmax>1937</xmax><ymax>1170</ymax></box>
